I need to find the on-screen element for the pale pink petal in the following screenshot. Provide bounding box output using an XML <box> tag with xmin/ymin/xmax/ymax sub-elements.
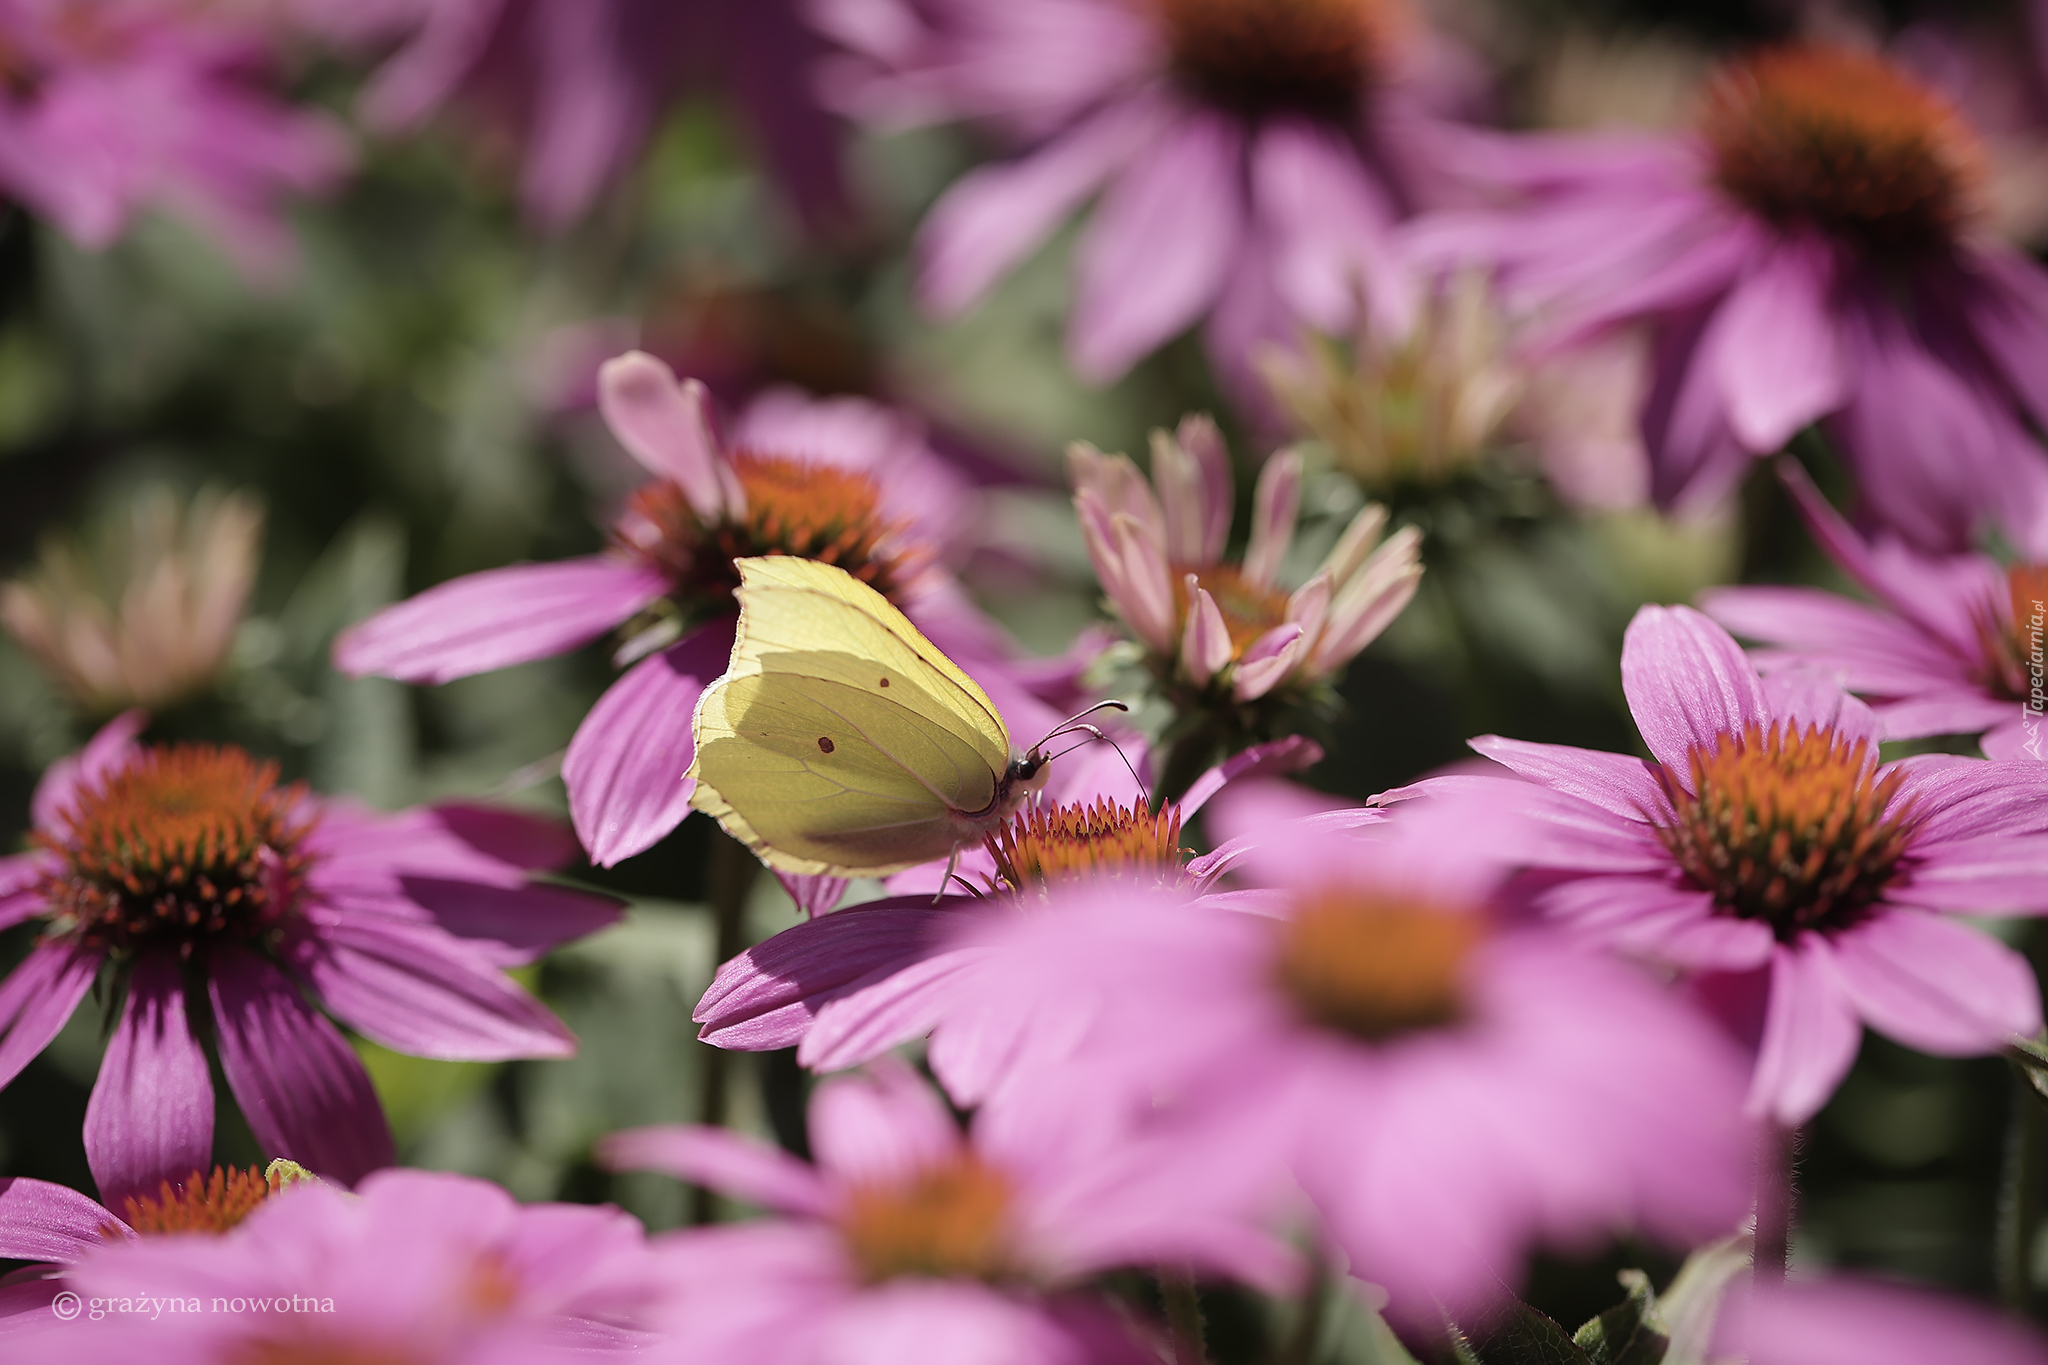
<box><xmin>808</xmin><ymin>1062</ymin><xmax>961</xmax><ymax>1186</ymax></box>
<box><xmin>333</xmin><ymin>557</ymin><xmax>668</xmax><ymax>685</ymax></box>
<box><xmin>1254</xmin><ymin>117</ymin><xmax>1410</xmax><ymax>335</ymax></box>
<box><xmin>1832</xmin><ymin>910</ymin><xmax>2041</xmax><ymax>1056</ymax></box>
<box><xmin>1620</xmin><ymin>605</ymin><xmax>1768</xmax><ymax>776</ymax></box>
<box><xmin>1468</xmin><ymin>735</ymin><xmax>1671</xmax><ymax>822</ymax></box>
<box><xmin>0</xmin><ymin>1177</ymin><xmax>125</xmax><ymax>1262</ymax></box>
<box><xmin>819</xmin><ymin>1280</ymin><xmax>1092</xmax><ymax>1365</ymax></box>
<box><xmin>1106</xmin><ymin>512</ymin><xmax>1175</xmax><ymax>653</ymax></box>
<box><xmin>1760</xmin><ymin>671</ymin><xmax>1882</xmax><ymax>747</ymax></box>
<box><xmin>1232</xmin><ymin>624</ymin><xmax>1304</xmax><ymax>701</ymax></box>
<box><xmin>1178</xmin><ymin>413</ymin><xmax>1233</xmax><ymax>564</ymax></box>
<box><xmin>1717</xmin><ymin>1275</ymin><xmax>2048</xmax><ymax>1365</ymax></box>
<box><xmin>918</xmin><ymin>93</ymin><xmax>1167</xmax><ymax>317</ymax></box>
<box><xmin>1070</xmin><ymin>107</ymin><xmax>1244</xmax><ymax>382</ymax></box>
<box><xmin>1241</xmin><ymin>449</ymin><xmax>1302</xmax><ymax>589</ymax></box>
<box><xmin>1179</xmin><ymin>580</ymin><xmax>1231</xmax><ymax>687</ymax></box>
<box><xmin>598</xmin><ymin>1125</ymin><xmax>830</xmax><ymax>1217</ymax></box>
<box><xmin>83</xmin><ymin>952</ymin><xmax>213</xmax><ymax>1209</ymax></box>
<box><xmin>566</xmin><ymin>618</ymin><xmax>736</xmax><ymax>867</ymax></box>
<box><xmin>1748</xmin><ymin>936</ymin><xmax>1863</xmax><ymax>1126</ymax></box>
<box><xmin>597</xmin><ymin>352</ymin><xmax>732</xmax><ymax>521</ymax></box>
<box><xmin>1707</xmin><ymin>233</ymin><xmax>1847</xmax><ymax>453</ymax></box>
<box><xmin>0</xmin><ymin>944</ymin><xmax>100</xmax><ymax>1090</ymax></box>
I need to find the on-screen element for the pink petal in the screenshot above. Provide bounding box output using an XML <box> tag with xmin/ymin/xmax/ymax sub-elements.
<box><xmin>0</xmin><ymin>1177</ymin><xmax>124</xmax><ymax>1262</ymax></box>
<box><xmin>0</xmin><ymin>944</ymin><xmax>100</xmax><ymax>1090</ymax></box>
<box><xmin>1241</xmin><ymin>449</ymin><xmax>1301</xmax><ymax>589</ymax></box>
<box><xmin>1620</xmin><ymin>605</ymin><xmax>1768</xmax><ymax>777</ymax></box>
<box><xmin>83</xmin><ymin>952</ymin><xmax>213</xmax><ymax>1210</ymax></box>
<box><xmin>917</xmin><ymin>93</ymin><xmax>1167</xmax><ymax>318</ymax></box>
<box><xmin>1760</xmin><ymin>671</ymin><xmax>1881</xmax><ymax>747</ymax></box>
<box><xmin>31</xmin><ymin>711</ymin><xmax>146</xmax><ymax>833</ymax></box>
<box><xmin>1070</xmin><ymin>107</ymin><xmax>1244</xmax><ymax>382</ymax></box>
<box><xmin>807</xmin><ymin>1063</ymin><xmax>962</xmax><ymax>1188</ymax></box>
<box><xmin>1748</xmin><ymin>937</ymin><xmax>1863</xmax><ymax>1126</ymax></box>
<box><xmin>566</xmin><ymin>618</ymin><xmax>735</xmax><ymax>867</ymax></box>
<box><xmin>1106</xmin><ymin>512</ymin><xmax>1175</xmax><ymax>653</ymax></box>
<box><xmin>779</xmin><ymin>872</ymin><xmax>850</xmax><ymax>918</ymax></box>
<box><xmin>694</xmin><ymin>901</ymin><xmax>951</xmax><ymax>1051</ymax></box>
<box><xmin>286</xmin><ymin>919</ymin><xmax>576</xmax><ymax>1061</ymax></box>
<box><xmin>597</xmin><ymin>352</ymin><xmax>732</xmax><ymax>520</ymax></box>
<box><xmin>1469</xmin><ymin>735</ymin><xmax>1671</xmax><ymax>822</ymax></box>
<box><xmin>598</xmin><ymin>1124</ymin><xmax>830</xmax><ymax>1217</ymax></box>
<box><xmin>1706</xmin><ymin>233</ymin><xmax>1847</xmax><ymax>453</ymax></box>
<box><xmin>207</xmin><ymin>946</ymin><xmax>394</xmax><ymax>1185</ymax></box>
<box><xmin>1180</xmin><ymin>580</ymin><xmax>1231</xmax><ymax>687</ymax></box>
<box><xmin>333</xmin><ymin>557</ymin><xmax>668</xmax><ymax>685</ymax></box>
<box><xmin>1179</xmin><ymin>735</ymin><xmax>1324</xmax><ymax>820</ymax></box>
<box><xmin>819</xmin><ymin>1280</ymin><xmax>1088</xmax><ymax>1365</ymax></box>
<box><xmin>0</xmin><ymin>852</ymin><xmax>54</xmax><ymax>932</ymax></box>
<box><xmin>390</xmin><ymin>876</ymin><xmax>623</xmax><ymax>966</ymax></box>
<box><xmin>427</xmin><ymin>803</ymin><xmax>582</xmax><ymax>870</ymax></box>
<box><xmin>1231</xmin><ymin>624</ymin><xmax>1303</xmax><ymax>701</ymax></box>
<box><xmin>1253</xmin><ymin>117</ymin><xmax>1410</xmax><ymax>336</ymax></box>
<box><xmin>1832</xmin><ymin>909</ymin><xmax>2042</xmax><ymax>1056</ymax></box>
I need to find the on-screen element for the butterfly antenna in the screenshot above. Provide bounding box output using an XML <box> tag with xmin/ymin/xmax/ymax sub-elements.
<box><xmin>1039</xmin><ymin>724</ymin><xmax>1151</xmax><ymax>811</ymax></box>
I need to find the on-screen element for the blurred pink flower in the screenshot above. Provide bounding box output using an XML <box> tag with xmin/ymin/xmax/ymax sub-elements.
<box><xmin>939</xmin><ymin>782</ymin><xmax>1754</xmax><ymax>1321</ymax></box>
<box><xmin>1430</xmin><ymin>605</ymin><xmax>2048</xmax><ymax>1125</ymax></box>
<box><xmin>0</xmin><ymin>713</ymin><xmax>619</xmax><ymax>1200</ymax></box>
<box><xmin>356</xmin><ymin>0</ymin><xmax>848</xmax><ymax>232</ymax></box>
<box><xmin>336</xmin><ymin>350</ymin><xmax>1004</xmax><ymax>866</ymax></box>
<box><xmin>813</xmin><ymin>0</ymin><xmax>1484</xmax><ymax>388</ymax></box>
<box><xmin>1073</xmin><ymin>416</ymin><xmax>1421</xmax><ymax>706</ymax></box>
<box><xmin>1716</xmin><ymin>1276</ymin><xmax>2048</xmax><ymax>1365</ymax></box>
<box><xmin>1703</xmin><ymin>460</ymin><xmax>2047</xmax><ymax>762</ymax></box>
<box><xmin>1412</xmin><ymin>43</ymin><xmax>2048</xmax><ymax>551</ymax></box>
<box><xmin>9</xmin><ymin>1168</ymin><xmax>659</xmax><ymax>1362</ymax></box>
<box><xmin>0</xmin><ymin>0</ymin><xmax>350</xmax><ymax>275</ymax></box>
<box><xmin>601</xmin><ymin>1063</ymin><xmax>1291</xmax><ymax>1364</ymax></box>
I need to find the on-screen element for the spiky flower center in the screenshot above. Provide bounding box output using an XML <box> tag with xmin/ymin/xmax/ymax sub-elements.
<box><xmin>1155</xmin><ymin>0</ymin><xmax>1394</xmax><ymax>121</ymax></box>
<box><xmin>115</xmin><ymin>1165</ymin><xmax>274</xmax><ymax>1238</ymax></box>
<box><xmin>1174</xmin><ymin>564</ymin><xmax>1292</xmax><ymax>655</ymax></box>
<box><xmin>38</xmin><ymin>745</ymin><xmax>310</xmax><ymax>956</ymax></box>
<box><xmin>1703</xmin><ymin>45</ymin><xmax>1984</xmax><ymax>253</ymax></box>
<box><xmin>1655</xmin><ymin>721</ymin><xmax>1917</xmax><ymax>939</ymax></box>
<box><xmin>838</xmin><ymin>1157</ymin><xmax>1016</xmax><ymax>1284</ymax></box>
<box><xmin>614</xmin><ymin>451</ymin><xmax>912</xmax><ymax>619</ymax></box>
<box><xmin>1274</xmin><ymin>891</ymin><xmax>1482</xmax><ymax>1041</ymax></box>
<box><xmin>1978</xmin><ymin>564</ymin><xmax>2048</xmax><ymax>702</ymax></box>
<box><xmin>986</xmin><ymin>798</ymin><xmax>1190</xmax><ymax>897</ymax></box>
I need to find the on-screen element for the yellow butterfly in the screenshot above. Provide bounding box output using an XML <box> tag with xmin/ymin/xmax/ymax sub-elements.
<box><xmin>686</xmin><ymin>556</ymin><xmax>1058</xmax><ymax>878</ymax></box>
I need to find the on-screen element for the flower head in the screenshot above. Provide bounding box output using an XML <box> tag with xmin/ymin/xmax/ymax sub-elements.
<box><xmin>1</xmin><ymin>485</ymin><xmax>262</xmax><ymax>714</ymax></box>
<box><xmin>0</xmin><ymin>714</ymin><xmax>620</xmax><ymax>1205</ymax></box>
<box><xmin>1440</xmin><ymin>604</ymin><xmax>2048</xmax><ymax>1124</ymax></box>
<box><xmin>336</xmin><ymin>350</ymin><xmax>1002</xmax><ymax>867</ymax></box>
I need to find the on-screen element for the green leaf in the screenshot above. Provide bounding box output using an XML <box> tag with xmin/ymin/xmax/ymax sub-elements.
<box><xmin>2010</xmin><ymin>1037</ymin><xmax>2048</xmax><ymax>1107</ymax></box>
<box><xmin>1572</xmin><ymin>1271</ymin><xmax>1668</xmax><ymax>1365</ymax></box>
<box><xmin>1453</xmin><ymin>1301</ymin><xmax>1595</xmax><ymax>1365</ymax></box>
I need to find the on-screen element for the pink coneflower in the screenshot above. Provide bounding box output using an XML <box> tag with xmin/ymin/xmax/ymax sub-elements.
<box><xmin>812</xmin><ymin>0</ymin><xmax>1484</xmax><ymax>389</ymax></box>
<box><xmin>1434</xmin><ymin>604</ymin><xmax>2048</xmax><ymax>1125</ymax></box>
<box><xmin>336</xmin><ymin>351</ymin><xmax>997</xmax><ymax>866</ymax></box>
<box><xmin>1073</xmin><ymin>415</ymin><xmax>1420</xmax><ymax>793</ymax></box>
<box><xmin>941</xmin><ymin>782</ymin><xmax>1754</xmax><ymax>1321</ymax></box>
<box><xmin>0</xmin><ymin>0</ymin><xmax>351</xmax><ymax>276</ymax></box>
<box><xmin>356</xmin><ymin>0</ymin><xmax>847</xmax><ymax>232</ymax></box>
<box><xmin>8</xmin><ymin>1168</ymin><xmax>659</xmax><ymax>1362</ymax></box>
<box><xmin>693</xmin><ymin>735</ymin><xmax>1321</xmax><ymax>1107</ymax></box>
<box><xmin>1703</xmin><ymin>461</ymin><xmax>2048</xmax><ymax>762</ymax></box>
<box><xmin>1412</xmin><ymin>42</ymin><xmax>2048</xmax><ymax>552</ymax></box>
<box><xmin>1715</xmin><ymin>1276</ymin><xmax>2048</xmax><ymax>1365</ymax></box>
<box><xmin>0</xmin><ymin>714</ymin><xmax>619</xmax><ymax>1201</ymax></box>
<box><xmin>601</xmin><ymin>1062</ymin><xmax>1290</xmax><ymax>1364</ymax></box>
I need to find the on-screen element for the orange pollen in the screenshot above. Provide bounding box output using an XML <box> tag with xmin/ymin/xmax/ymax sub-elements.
<box><xmin>1654</xmin><ymin>721</ymin><xmax>1918</xmax><ymax>938</ymax></box>
<box><xmin>115</xmin><ymin>1166</ymin><xmax>273</xmax><ymax>1237</ymax></box>
<box><xmin>837</xmin><ymin>1156</ymin><xmax>1016</xmax><ymax>1284</ymax></box>
<box><xmin>37</xmin><ymin>744</ymin><xmax>311</xmax><ymax>956</ymax></box>
<box><xmin>1274</xmin><ymin>891</ymin><xmax>1483</xmax><ymax>1041</ymax></box>
<box><xmin>1174</xmin><ymin>564</ymin><xmax>1292</xmax><ymax>655</ymax></box>
<box><xmin>1154</xmin><ymin>0</ymin><xmax>1398</xmax><ymax>121</ymax></box>
<box><xmin>1977</xmin><ymin>564</ymin><xmax>2048</xmax><ymax>702</ymax></box>
<box><xmin>612</xmin><ymin>453</ymin><xmax>913</xmax><ymax>619</ymax></box>
<box><xmin>985</xmin><ymin>798</ymin><xmax>1189</xmax><ymax>897</ymax></box>
<box><xmin>1703</xmin><ymin>44</ymin><xmax>1984</xmax><ymax>253</ymax></box>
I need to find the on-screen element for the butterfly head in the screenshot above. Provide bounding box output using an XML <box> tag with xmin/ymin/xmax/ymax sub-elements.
<box><xmin>1003</xmin><ymin>749</ymin><xmax>1055</xmax><ymax>804</ymax></box>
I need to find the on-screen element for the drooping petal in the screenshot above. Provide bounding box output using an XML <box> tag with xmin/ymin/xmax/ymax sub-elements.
<box><xmin>1179</xmin><ymin>735</ymin><xmax>1325</xmax><ymax>821</ymax></box>
<box><xmin>778</xmin><ymin>872</ymin><xmax>850</xmax><ymax>918</ymax></box>
<box><xmin>0</xmin><ymin>944</ymin><xmax>100</xmax><ymax>1090</ymax></box>
<box><xmin>1748</xmin><ymin>936</ymin><xmax>1863</xmax><ymax>1126</ymax></box>
<box><xmin>333</xmin><ymin>557</ymin><xmax>669</xmax><ymax>685</ymax></box>
<box><xmin>0</xmin><ymin>1177</ymin><xmax>125</xmax><ymax>1262</ymax></box>
<box><xmin>597</xmin><ymin>1125</ymin><xmax>830</xmax><ymax>1218</ymax></box>
<box><xmin>1706</xmin><ymin>233</ymin><xmax>1847</xmax><ymax>454</ymax></box>
<box><xmin>597</xmin><ymin>351</ymin><xmax>734</xmax><ymax>520</ymax></box>
<box><xmin>82</xmin><ymin>952</ymin><xmax>213</xmax><ymax>1210</ymax></box>
<box><xmin>1070</xmin><ymin>107</ymin><xmax>1244</xmax><ymax>382</ymax></box>
<box><xmin>566</xmin><ymin>618</ymin><xmax>736</xmax><ymax>867</ymax></box>
<box><xmin>208</xmin><ymin>946</ymin><xmax>394</xmax><ymax>1185</ymax></box>
<box><xmin>1620</xmin><ymin>605</ymin><xmax>1768</xmax><ymax>777</ymax></box>
<box><xmin>1832</xmin><ymin>910</ymin><xmax>2041</xmax><ymax>1056</ymax></box>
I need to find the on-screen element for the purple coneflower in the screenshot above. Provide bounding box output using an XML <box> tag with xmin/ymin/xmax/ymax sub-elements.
<box><xmin>1716</xmin><ymin>1276</ymin><xmax>2048</xmax><ymax>1365</ymax></box>
<box><xmin>812</xmin><ymin>0</ymin><xmax>1484</xmax><ymax>388</ymax></box>
<box><xmin>602</xmin><ymin>1062</ymin><xmax>1290</xmax><ymax>1364</ymax></box>
<box><xmin>1703</xmin><ymin>461</ymin><xmax>2048</xmax><ymax>762</ymax></box>
<box><xmin>1434</xmin><ymin>604</ymin><xmax>2048</xmax><ymax>1125</ymax></box>
<box><xmin>942</xmin><ymin>782</ymin><xmax>1753</xmax><ymax>1321</ymax></box>
<box><xmin>0</xmin><ymin>714</ymin><xmax>619</xmax><ymax>1200</ymax></box>
<box><xmin>1413</xmin><ymin>42</ymin><xmax>2048</xmax><ymax>551</ymax></box>
<box><xmin>336</xmin><ymin>351</ymin><xmax>996</xmax><ymax>866</ymax></box>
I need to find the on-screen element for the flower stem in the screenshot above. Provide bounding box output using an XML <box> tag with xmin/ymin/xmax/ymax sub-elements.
<box><xmin>692</xmin><ymin>829</ymin><xmax>759</xmax><ymax>1225</ymax></box>
<box><xmin>1999</xmin><ymin>1065</ymin><xmax>2046</xmax><ymax>1317</ymax></box>
<box><xmin>1753</xmin><ymin>1122</ymin><xmax>1797</xmax><ymax>1286</ymax></box>
<box><xmin>1160</xmin><ymin>1268</ymin><xmax>1208</xmax><ymax>1365</ymax></box>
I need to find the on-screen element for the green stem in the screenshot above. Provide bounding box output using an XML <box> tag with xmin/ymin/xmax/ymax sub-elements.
<box><xmin>1270</xmin><ymin>1256</ymin><xmax>1329</xmax><ymax>1365</ymax></box>
<box><xmin>1161</xmin><ymin>1268</ymin><xmax>1208</xmax><ymax>1365</ymax></box>
<box><xmin>1999</xmin><ymin>1064</ymin><xmax>2046</xmax><ymax>1317</ymax></box>
<box><xmin>692</xmin><ymin>831</ymin><xmax>759</xmax><ymax>1225</ymax></box>
<box><xmin>1753</xmin><ymin>1123</ymin><xmax>1796</xmax><ymax>1286</ymax></box>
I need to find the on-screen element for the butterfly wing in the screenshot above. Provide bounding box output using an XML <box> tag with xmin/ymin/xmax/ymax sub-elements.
<box><xmin>687</xmin><ymin>556</ymin><xmax>1015</xmax><ymax>877</ymax></box>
